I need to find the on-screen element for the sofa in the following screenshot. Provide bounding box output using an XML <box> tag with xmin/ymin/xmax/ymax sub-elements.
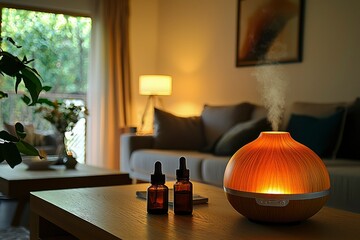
<box><xmin>120</xmin><ymin>98</ymin><xmax>360</xmax><ymax>213</ymax></box>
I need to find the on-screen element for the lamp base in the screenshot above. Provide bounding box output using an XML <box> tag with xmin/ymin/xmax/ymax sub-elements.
<box><xmin>225</xmin><ymin>190</ymin><xmax>329</xmax><ymax>223</ymax></box>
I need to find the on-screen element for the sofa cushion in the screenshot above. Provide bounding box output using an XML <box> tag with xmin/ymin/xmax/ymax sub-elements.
<box><xmin>153</xmin><ymin>108</ymin><xmax>205</xmax><ymax>150</ymax></box>
<box><xmin>201</xmin><ymin>156</ymin><xmax>230</xmax><ymax>187</ymax></box>
<box><xmin>283</xmin><ymin>101</ymin><xmax>347</xmax><ymax>131</ymax></box>
<box><xmin>286</xmin><ymin>108</ymin><xmax>345</xmax><ymax>158</ymax></box>
<box><xmin>326</xmin><ymin>163</ymin><xmax>360</xmax><ymax>213</ymax></box>
<box><xmin>214</xmin><ymin>118</ymin><xmax>272</xmax><ymax>156</ymax></box>
<box><xmin>201</xmin><ymin>102</ymin><xmax>254</xmax><ymax>151</ymax></box>
<box><xmin>130</xmin><ymin>149</ymin><xmax>209</xmax><ymax>181</ymax></box>
<box><xmin>337</xmin><ymin>97</ymin><xmax>360</xmax><ymax>159</ymax></box>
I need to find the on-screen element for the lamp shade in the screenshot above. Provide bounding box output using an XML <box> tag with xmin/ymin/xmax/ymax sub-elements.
<box><xmin>224</xmin><ymin>131</ymin><xmax>330</xmax><ymax>223</ymax></box>
<box><xmin>139</xmin><ymin>75</ymin><xmax>172</xmax><ymax>96</ymax></box>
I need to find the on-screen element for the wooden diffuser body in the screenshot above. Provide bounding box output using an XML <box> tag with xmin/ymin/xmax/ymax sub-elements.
<box><xmin>223</xmin><ymin>131</ymin><xmax>330</xmax><ymax>223</ymax></box>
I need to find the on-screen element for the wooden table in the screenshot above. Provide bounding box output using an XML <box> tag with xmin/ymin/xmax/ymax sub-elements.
<box><xmin>30</xmin><ymin>182</ymin><xmax>360</xmax><ymax>240</ymax></box>
<box><xmin>0</xmin><ymin>163</ymin><xmax>131</xmax><ymax>226</ymax></box>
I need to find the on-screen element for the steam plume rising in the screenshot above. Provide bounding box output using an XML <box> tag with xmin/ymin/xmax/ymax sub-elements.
<box><xmin>253</xmin><ymin>63</ymin><xmax>288</xmax><ymax>131</ymax></box>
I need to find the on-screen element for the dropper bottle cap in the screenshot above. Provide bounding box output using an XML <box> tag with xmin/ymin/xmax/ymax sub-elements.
<box><xmin>151</xmin><ymin>161</ymin><xmax>165</xmax><ymax>184</ymax></box>
<box><xmin>176</xmin><ymin>157</ymin><xmax>189</xmax><ymax>180</ymax></box>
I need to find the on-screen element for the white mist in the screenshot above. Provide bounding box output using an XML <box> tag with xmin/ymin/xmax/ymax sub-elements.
<box><xmin>253</xmin><ymin>62</ymin><xmax>288</xmax><ymax>131</ymax></box>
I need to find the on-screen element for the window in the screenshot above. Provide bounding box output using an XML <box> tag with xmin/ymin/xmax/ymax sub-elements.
<box><xmin>0</xmin><ymin>6</ymin><xmax>91</xmax><ymax>163</ymax></box>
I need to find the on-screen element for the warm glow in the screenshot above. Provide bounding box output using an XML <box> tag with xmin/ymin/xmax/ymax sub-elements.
<box><xmin>224</xmin><ymin>132</ymin><xmax>330</xmax><ymax>195</ymax></box>
<box><xmin>139</xmin><ymin>75</ymin><xmax>172</xmax><ymax>96</ymax></box>
<box><xmin>262</xmin><ymin>187</ymin><xmax>286</xmax><ymax>194</ymax></box>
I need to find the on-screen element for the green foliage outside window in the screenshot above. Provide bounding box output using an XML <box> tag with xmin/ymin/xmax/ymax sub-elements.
<box><xmin>0</xmin><ymin>7</ymin><xmax>91</xmax><ymax>130</ymax></box>
<box><xmin>0</xmin><ymin>8</ymin><xmax>91</xmax><ymax>94</ymax></box>
<box><xmin>0</xmin><ymin>7</ymin><xmax>92</xmax><ymax>167</ymax></box>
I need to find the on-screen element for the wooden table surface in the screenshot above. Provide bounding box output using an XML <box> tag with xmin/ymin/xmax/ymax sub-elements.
<box><xmin>0</xmin><ymin>163</ymin><xmax>131</xmax><ymax>198</ymax></box>
<box><xmin>30</xmin><ymin>182</ymin><xmax>360</xmax><ymax>240</ymax></box>
<box><xmin>0</xmin><ymin>163</ymin><xmax>131</xmax><ymax>226</ymax></box>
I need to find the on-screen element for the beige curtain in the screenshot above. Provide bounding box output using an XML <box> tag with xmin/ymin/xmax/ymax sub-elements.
<box><xmin>87</xmin><ymin>0</ymin><xmax>131</xmax><ymax>170</ymax></box>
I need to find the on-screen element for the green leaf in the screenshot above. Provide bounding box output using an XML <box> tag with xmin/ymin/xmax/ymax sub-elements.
<box><xmin>15</xmin><ymin>122</ymin><xmax>26</xmax><ymax>140</ymax></box>
<box><xmin>22</xmin><ymin>95</ymin><xmax>31</xmax><ymax>105</ymax></box>
<box><xmin>0</xmin><ymin>52</ymin><xmax>25</xmax><ymax>77</ymax></box>
<box><xmin>42</xmin><ymin>86</ymin><xmax>52</xmax><ymax>91</ymax></box>
<box><xmin>22</xmin><ymin>56</ymin><xmax>34</xmax><ymax>65</ymax></box>
<box><xmin>0</xmin><ymin>142</ymin><xmax>22</xmax><ymax>168</ymax></box>
<box><xmin>16</xmin><ymin>140</ymin><xmax>40</xmax><ymax>156</ymax></box>
<box><xmin>5</xmin><ymin>37</ymin><xmax>22</xmax><ymax>48</ymax></box>
<box><xmin>20</xmin><ymin>67</ymin><xmax>43</xmax><ymax>105</ymax></box>
<box><xmin>15</xmin><ymin>74</ymin><xmax>21</xmax><ymax>93</ymax></box>
<box><xmin>0</xmin><ymin>130</ymin><xmax>19</xmax><ymax>142</ymax></box>
<box><xmin>37</xmin><ymin>98</ymin><xmax>56</xmax><ymax>107</ymax></box>
<box><xmin>0</xmin><ymin>147</ymin><xmax>4</xmax><ymax>163</ymax></box>
<box><xmin>0</xmin><ymin>91</ymin><xmax>8</xmax><ymax>99</ymax></box>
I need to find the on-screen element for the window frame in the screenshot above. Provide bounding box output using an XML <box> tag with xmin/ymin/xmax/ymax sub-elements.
<box><xmin>0</xmin><ymin>3</ymin><xmax>92</xmax><ymax>163</ymax></box>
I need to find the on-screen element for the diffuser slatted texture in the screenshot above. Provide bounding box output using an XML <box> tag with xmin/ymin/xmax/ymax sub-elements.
<box><xmin>224</xmin><ymin>131</ymin><xmax>330</xmax><ymax>223</ymax></box>
<box><xmin>224</xmin><ymin>132</ymin><xmax>330</xmax><ymax>194</ymax></box>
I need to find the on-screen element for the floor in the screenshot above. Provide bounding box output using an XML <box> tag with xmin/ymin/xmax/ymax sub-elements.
<box><xmin>0</xmin><ymin>227</ymin><xmax>29</xmax><ymax>240</ymax></box>
<box><xmin>1</xmin><ymin>195</ymin><xmax>30</xmax><ymax>239</ymax></box>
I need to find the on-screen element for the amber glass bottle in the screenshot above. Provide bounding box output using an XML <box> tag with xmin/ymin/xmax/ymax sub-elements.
<box><xmin>147</xmin><ymin>161</ymin><xmax>168</xmax><ymax>214</ymax></box>
<box><xmin>174</xmin><ymin>157</ymin><xmax>193</xmax><ymax>215</ymax></box>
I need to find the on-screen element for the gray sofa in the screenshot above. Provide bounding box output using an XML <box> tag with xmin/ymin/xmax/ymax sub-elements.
<box><xmin>120</xmin><ymin>99</ymin><xmax>360</xmax><ymax>213</ymax></box>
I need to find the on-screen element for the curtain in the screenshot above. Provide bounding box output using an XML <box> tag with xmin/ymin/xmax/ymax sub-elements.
<box><xmin>87</xmin><ymin>0</ymin><xmax>131</xmax><ymax>170</ymax></box>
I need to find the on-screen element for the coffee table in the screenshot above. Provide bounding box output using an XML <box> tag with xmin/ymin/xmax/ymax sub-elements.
<box><xmin>30</xmin><ymin>182</ymin><xmax>360</xmax><ymax>239</ymax></box>
<box><xmin>0</xmin><ymin>163</ymin><xmax>131</xmax><ymax>226</ymax></box>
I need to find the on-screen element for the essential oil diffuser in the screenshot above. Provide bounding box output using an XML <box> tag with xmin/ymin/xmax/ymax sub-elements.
<box><xmin>223</xmin><ymin>131</ymin><xmax>330</xmax><ymax>223</ymax></box>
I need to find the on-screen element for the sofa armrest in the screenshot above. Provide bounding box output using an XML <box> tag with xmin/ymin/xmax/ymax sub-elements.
<box><xmin>120</xmin><ymin>133</ymin><xmax>155</xmax><ymax>173</ymax></box>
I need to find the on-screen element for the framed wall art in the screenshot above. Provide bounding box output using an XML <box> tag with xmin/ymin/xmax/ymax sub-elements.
<box><xmin>236</xmin><ymin>0</ymin><xmax>305</xmax><ymax>67</ymax></box>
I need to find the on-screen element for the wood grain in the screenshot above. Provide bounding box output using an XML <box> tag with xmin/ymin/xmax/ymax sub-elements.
<box><xmin>224</xmin><ymin>132</ymin><xmax>330</xmax><ymax>194</ymax></box>
<box><xmin>0</xmin><ymin>163</ymin><xmax>131</xmax><ymax>198</ymax></box>
<box><xmin>0</xmin><ymin>163</ymin><xmax>131</xmax><ymax>226</ymax></box>
<box><xmin>30</xmin><ymin>182</ymin><xmax>360</xmax><ymax>240</ymax></box>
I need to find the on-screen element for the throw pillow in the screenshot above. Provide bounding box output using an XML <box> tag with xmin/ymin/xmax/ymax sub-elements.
<box><xmin>214</xmin><ymin>118</ymin><xmax>272</xmax><ymax>156</ymax></box>
<box><xmin>286</xmin><ymin>108</ymin><xmax>345</xmax><ymax>158</ymax></box>
<box><xmin>283</xmin><ymin>101</ymin><xmax>347</xmax><ymax>131</ymax></box>
<box><xmin>153</xmin><ymin>108</ymin><xmax>205</xmax><ymax>150</ymax></box>
<box><xmin>201</xmin><ymin>102</ymin><xmax>254</xmax><ymax>151</ymax></box>
<box><xmin>337</xmin><ymin>98</ymin><xmax>360</xmax><ymax>159</ymax></box>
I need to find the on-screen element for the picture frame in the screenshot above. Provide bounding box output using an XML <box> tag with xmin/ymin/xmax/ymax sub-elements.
<box><xmin>236</xmin><ymin>0</ymin><xmax>305</xmax><ymax>67</ymax></box>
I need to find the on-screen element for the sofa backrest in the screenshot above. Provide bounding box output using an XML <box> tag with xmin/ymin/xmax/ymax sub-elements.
<box><xmin>251</xmin><ymin>105</ymin><xmax>268</xmax><ymax>121</ymax></box>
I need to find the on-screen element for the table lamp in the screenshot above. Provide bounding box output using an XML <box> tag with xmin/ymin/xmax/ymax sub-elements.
<box><xmin>223</xmin><ymin>131</ymin><xmax>330</xmax><ymax>223</ymax></box>
<box><xmin>139</xmin><ymin>75</ymin><xmax>172</xmax><ymax>132</ymax></box>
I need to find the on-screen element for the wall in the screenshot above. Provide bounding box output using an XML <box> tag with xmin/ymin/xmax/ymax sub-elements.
<box><xmin>130</xmin><ymin>0</ymin><xmax>160</xmax><ymax>126</ymax></box>
<box><xmin>130</xmin><ymin>0</ymin><xmax>360</xmax><ymax>127</ymax></box>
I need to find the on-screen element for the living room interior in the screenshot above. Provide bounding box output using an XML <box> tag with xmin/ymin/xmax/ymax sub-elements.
<box><xmin>0</xmin><ymin>0</ymin><xmax>360</xmax><ymax>238</ymax></box>
<box><xmin>1</xmin><ymin>0</ymin><xmax>358</xmax><ymax>167</ymax></box>
<box><xmin>127</xmin><ymin>0</ymin><xmax>360</xmax><ymax>213</ymax></box>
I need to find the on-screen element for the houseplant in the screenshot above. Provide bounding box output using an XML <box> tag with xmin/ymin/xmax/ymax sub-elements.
<box><xmin>0</xmin><ymin>37</ymin><xmax>47</xmax><ymax>167</ymax></box>
<box><xmin>31</xmin><ymin>97</ymin><xmax>88</xmax><ymax>164</ymax></box>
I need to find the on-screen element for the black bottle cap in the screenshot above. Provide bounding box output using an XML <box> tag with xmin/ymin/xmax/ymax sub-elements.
<box><xmin>176</xmin><ymin>157</ymin><xmax>189</xmax><ymax>180</ymax></box>
<box><xmin>151</xmin><ymin>161</ymin><xmax>165</xmax><ymax>184</ymax></box>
